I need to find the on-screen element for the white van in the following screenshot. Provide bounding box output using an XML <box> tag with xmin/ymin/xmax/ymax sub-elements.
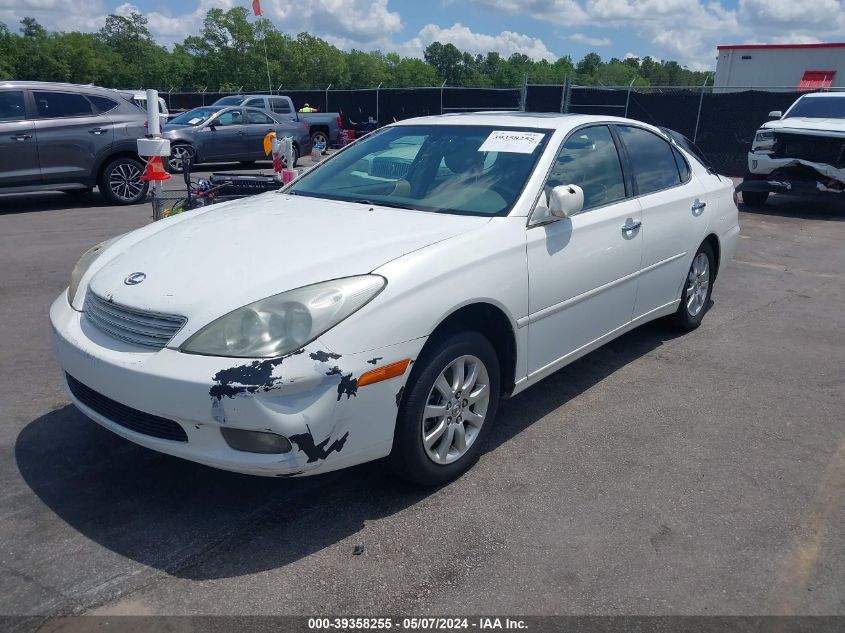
<box><xmin>125</xmin><ymin>92</ymin><xmax>170</xmax><ymax>123</ymax></box>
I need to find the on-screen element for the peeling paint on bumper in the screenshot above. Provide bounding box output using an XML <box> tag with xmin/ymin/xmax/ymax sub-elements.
<box><xmin>50</xmin><ymin>292</ymin><xmax>425</xmax><ymax>477</ymax></box>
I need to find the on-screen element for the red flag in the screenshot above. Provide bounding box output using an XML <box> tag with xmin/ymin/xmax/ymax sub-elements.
<box><xmin>252</xmin><ymin>0</ymin><xmax>262</xmax><ymax>16</ymax></box>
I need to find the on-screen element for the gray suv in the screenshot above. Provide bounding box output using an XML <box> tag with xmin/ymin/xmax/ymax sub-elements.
<box><xmin>0</xmin><ymin>81</ymin><xmax>149</xmax><ymax>205</ymax></box>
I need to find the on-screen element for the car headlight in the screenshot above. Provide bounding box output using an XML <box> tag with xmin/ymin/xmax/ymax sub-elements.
<box><xmin>752</xmin><ymin>129</ymin><xmax>774</xmax><ymax>150</ymax></box>
<box><xmin>181</xmin><ymin>275</ymin><xmax>386</xmax><ymax>358</ymax></box>
<box><xmin>67</xmin><ymin>234</ymin><xmax>125</xmax><ymax>303</ymax></box>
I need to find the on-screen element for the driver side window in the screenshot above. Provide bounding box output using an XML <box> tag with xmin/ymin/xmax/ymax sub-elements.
<box><xmin>215</xmin><ymin>110</ymin><xmax>241</xmax><ymax>126</ymax></box>
<box><xmin>546</xmin><ymin>125</ymin><xmax>626</xmax><ymax>211</ymax></box>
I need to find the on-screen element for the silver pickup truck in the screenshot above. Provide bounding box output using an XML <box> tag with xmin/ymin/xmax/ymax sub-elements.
<box><xmin>213</xmin><ymin>94</ymin><xmax>341</xmax><ymax>149</ymax></box>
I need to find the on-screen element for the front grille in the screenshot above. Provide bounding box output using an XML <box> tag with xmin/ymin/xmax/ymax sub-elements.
<box><xmin>84</xmin><ymin>291</ymin><xmax>186</xmax><ymax>349</ymax></box>
<box><xmin>773</xmin><ymin>132</ymin><xmax>845</xmax><ymax>166</ymax></box>
<box><xmin>66</xmin><ymin>373</ymin><xmax>188</xmax><ymax>442</ymax></box>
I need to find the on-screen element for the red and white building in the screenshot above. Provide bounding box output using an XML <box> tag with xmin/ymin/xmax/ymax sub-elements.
<box><xmin>714</xmin><ymin>43</ymin><xmax>845</xmax><ymax>92</ymax></box>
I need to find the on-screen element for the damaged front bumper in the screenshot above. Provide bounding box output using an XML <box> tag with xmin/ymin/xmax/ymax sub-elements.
<box><xmin>742</xmin><ymin>152</ymin><xmax>845</xmax><ymax>197</ymax></box>
<box><xmin>50</xmin><ymin>292</ymin><xmax>425</xmax><ymax>477</ymax></box>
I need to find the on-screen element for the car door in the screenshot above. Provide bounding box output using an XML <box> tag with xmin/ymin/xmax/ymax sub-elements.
<box><xmin>269</xmin><ymin>97</ymin><xmax>296</xmax><ymax>121</ymax></box>
<box><xmin>203</xmin><ymin>109</ymin><xmax>247</xmax><ymax>160</ymax></box>
<box><xmin>613</xmin><ymin>125</ymin><xmax>709</xmax><ymax>319</ymax></box>
<box><xmin>31</xmin><ymin>90</ymin><xmax>114</xmax><ymax>185</ymax></box>
<box><xmin>0</xmin><ymin>89</ymin><xmax>40</xmax><ymax>187</ymax></box>
<box><xmin>243</xmin><ymin>109</ymin><xmax>277</xmax><ymax>159</ymax></box>
<box><xmin>526</xmin><ymin>125</ymin><xmax>643</xmax><ymax>377</ymax></box>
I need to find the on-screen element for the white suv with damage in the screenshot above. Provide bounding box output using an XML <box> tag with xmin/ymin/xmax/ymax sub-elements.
<box><xmin>740</xmin><ymin>92</ymin><xmax>845</xmax><ymax>206</ymax></box>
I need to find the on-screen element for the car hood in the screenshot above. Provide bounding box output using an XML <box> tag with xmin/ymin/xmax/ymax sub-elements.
<box><xmin>88</xmin><ymin>193</ymin><xmax>489</xmax><ymax>330</ymax></box>
<box><xmin>763</xmin><ymin>117</ymin><xmax>845</xmax><ymax>137</ymax></box>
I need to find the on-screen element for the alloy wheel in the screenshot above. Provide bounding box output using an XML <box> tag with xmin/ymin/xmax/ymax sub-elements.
<box><xmin>686</xmin><ymin>253</ymin><xmax>710</xmax><ymax>317</ymax></box>
<box><xmin>421</xmin><ymin>355</ymin><xmax>490</xmax><ymax>465</ymax></box>
<box><xmin>108</xmin><ymin>162</ymin><xmax>144</xmax><ymax>203</ymax></box>
<box><xmin>169</xmin><ymin>145</ymin><xmax>194</xmax><ymax>172</ymax></box>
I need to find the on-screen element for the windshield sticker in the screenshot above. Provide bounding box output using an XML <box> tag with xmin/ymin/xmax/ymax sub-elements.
<box><xmin>188</xmin><ymin>117</ymin><xmax>202</xmax><ymax>125</ymax></box>
<box><xmin>478</xmin><ymin>131</ymin><xmax>545</xmax><ymax>154</ymax></box>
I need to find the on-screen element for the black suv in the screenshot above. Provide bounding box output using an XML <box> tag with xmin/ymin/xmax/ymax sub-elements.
<box><xmin>0</xmin><ymin>81</ymin><xmax>149</xmax><ymax>204</ymax></box>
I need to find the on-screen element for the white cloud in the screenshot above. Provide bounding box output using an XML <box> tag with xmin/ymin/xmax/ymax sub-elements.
<box><xmin>569</xmin><ymin>33</ymin><xmax>613</xmax><ymax>47</ymax></box>
<box><xmin>471</xmin><ymin>0</ymin><xmax>845</xmax><ymax>69</ymax></box>
<box><xmin>264</xmin><ymin>0</ymin><xmax>402</xmax><ymax>44</ymax></box>
<box><xmin>0</xmin><ymin>0</ymin><xmax>107</xmax><ymax>33</ymax></box>
<box><xmin>739</xmin><ymin>0</ymin><xmax>844</xmax><ymax>29</ymax></box>
<box><xmin>401</xmin><ymin>22</ymin><xmax>556</xmax><ymax>61</ymax></box>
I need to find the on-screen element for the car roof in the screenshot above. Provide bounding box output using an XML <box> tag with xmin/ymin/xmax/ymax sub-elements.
<box><xmin>0</xmin><ymin>80</ymin><xmax>121</xmax><ymax>94</ymax></box>
<box><xmin>796</xmin><ymin>91</ymin><xmax>845</xmax><ymax>99</ymax></box>
<box><xmin>391</xmin><ymin>111</ymin><xmax>659</xmax><ymax>132</ymax></box>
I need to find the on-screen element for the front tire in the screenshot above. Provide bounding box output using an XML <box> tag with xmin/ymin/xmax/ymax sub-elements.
<box><xmin>168</xmin><ymin>144</ymin><xmax>195</xmax><ymax>174</ymax></box>
<box><xmin>389</xmin><ymin>331</ymin><xmax>500</xmax><ymax>487</ymax></box>
<box><xmin>669</xmin><ymin>242</ymin><xmax>715</xmax><ymax>331</ymax></box>
<box><xmin>98</xmin><ymin>157</ymin><xmax>148</xmax><ymax>205</ymax></box>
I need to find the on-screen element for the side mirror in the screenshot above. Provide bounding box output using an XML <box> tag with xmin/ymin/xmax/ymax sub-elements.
<box><xmin>548</xmin><ymin>184</ymin><xmax>584</xmax><ymax>218</ymax></box>
<box><xmin>768</xmin><ymin>110</ymin><xmax>782</xmax><ymax>119</ymax></box>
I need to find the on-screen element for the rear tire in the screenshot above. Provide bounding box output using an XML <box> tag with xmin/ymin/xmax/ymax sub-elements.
<box><xmin>669</xmin><ymin>241</ymin><xmax>715</xmax><ymax>331</ymax></box>
<box><xmin>742</xmin><ymin>190</ymin><xmax>768</xmax><ymax>206</ymax></box>
<box><xmin>98</xmin><ymin>157</ymin><xmax>148</xmax><ymax>205</ymax></box>
<box><xmin>389</xmin><ymin>331</ymin><xmax>500</xmax><ymax>487</ymax></box>
<box><xmin>311</xmin><ymin>131</ymin><xmax>329</xmax><ymax>152</ymax></box>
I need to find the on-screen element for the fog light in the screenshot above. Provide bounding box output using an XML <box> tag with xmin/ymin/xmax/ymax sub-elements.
<box><xmin>220</xmin><ymin>427</ymin><xmax>292</xmax><ymax>454</ymax></box>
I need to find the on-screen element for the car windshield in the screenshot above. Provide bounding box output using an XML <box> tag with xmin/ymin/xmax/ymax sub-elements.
<box><xmin>786</xmin><ymin>97</ymin><xmax>845</xmax><ymax>119</ymax></box>
<box><xmin>169</xmin><ymin>107</ymin><xmax>220</xmax><ymax>126</ymax></box>
<box><xmin>214</xmin><ymin>96</ymin><xmax>244</xmax><ymax>106</ymax></box>
<box><xmin>287</xmin><ymin>124</ymin><xmax>552</xmax><ymax>216</ymax></box>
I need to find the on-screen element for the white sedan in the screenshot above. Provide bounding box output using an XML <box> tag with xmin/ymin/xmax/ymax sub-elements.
<box><xmin>50</xmin><ymin>113</ymin><xmax>739</xmax><ymax>486</ymax></box>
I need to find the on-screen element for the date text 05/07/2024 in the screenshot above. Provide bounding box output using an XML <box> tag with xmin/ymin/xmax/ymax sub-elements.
<box><xmin>307</xmin><ymin>617</ymin><xmax>528</xmax><ymax>630</ymax></box>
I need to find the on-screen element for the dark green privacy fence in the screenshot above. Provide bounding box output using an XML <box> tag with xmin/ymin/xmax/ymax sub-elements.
<box><xmin>163</xmin><ymin>85</ymin><xmax>830</xmax><ymax>175</ymax></box>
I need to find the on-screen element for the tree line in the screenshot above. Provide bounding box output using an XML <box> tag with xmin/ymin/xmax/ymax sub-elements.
<box><xmin>0</xmin><ymin>8</ymin><xmax>712</xmax><ymax>92</ymax></box>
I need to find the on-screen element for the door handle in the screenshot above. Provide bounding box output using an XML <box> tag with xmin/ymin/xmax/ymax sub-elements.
<box><xmin>621</xmin><ymin>219</ymin><xmax>642</xmax><ymax>233</ymax></box>
<box><xmin>692</xmin><ymin>199</ymin><xmax>706</xmax><ymax>214</ymax></box>
<box><xmin>88</xmin><ymin>128</ymin><xmax>107</xmax><ymax>135</ymax></box>
<box><xmin>11</xmin><ymin>133</ymin><xmax>32</xmax><ymax>141</ymax></box>
<box><xmin>237</xmin><ymin>130</ymin><xmax>245</xmax><ymax>135</ymax></box>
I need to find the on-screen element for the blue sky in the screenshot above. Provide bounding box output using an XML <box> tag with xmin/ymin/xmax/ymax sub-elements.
<box><xmin>1</xmin><ymin>0</ymin><xmax>842</xmax><ymax>71</ymax></box>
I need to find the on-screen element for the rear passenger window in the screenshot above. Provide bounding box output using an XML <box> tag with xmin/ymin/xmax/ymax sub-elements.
<box><xmin>672</xmin><ymin>147</ymin><xmax>690</xmax><ymax>182</ymax></box>
<box><xmin>0</xmin><ymin>90</ymin><xmax>25</xmax><ymax>120</ymax></box>
<box><xmin>545</xmin><ymin>125</ymin><xmax>626</xmax><ymax>210</ymax></box>
<box><xmin>34</xmin><ymin>91</ymin><xmax>93</xmax><ymax>118</ymax></box>
<box><xmin>616</xmin><ymin>125</ymin><xmax>681</xmax><ymax>195</ymax></box>
<box><xmin>270</xmin><ymin>98</ymin><xmax>291</xmax><ymax>114</ymax></box>
<box><xmin>88</xmin><ymin>95</ymin><xmax>118</xmax><ymax>113</ymax></box>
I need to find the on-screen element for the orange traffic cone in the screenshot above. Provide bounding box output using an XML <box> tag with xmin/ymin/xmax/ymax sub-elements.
<box><xmin>141</xmin><ymin>156</ymin><xmax>171</xmax><ymax>181</ymax></box>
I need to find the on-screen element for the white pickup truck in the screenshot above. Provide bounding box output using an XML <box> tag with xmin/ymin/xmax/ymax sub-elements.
<box><xmin>740</xmin><ymin>92</ymin><xmax>845</xmax><ymax>206</ymax></box>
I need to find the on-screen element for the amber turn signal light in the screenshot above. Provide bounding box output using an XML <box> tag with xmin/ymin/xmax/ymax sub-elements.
<box><xmin>357</xmin><ymin>359</ymin><xmax>411</xmax><ymax>387</ymax></box>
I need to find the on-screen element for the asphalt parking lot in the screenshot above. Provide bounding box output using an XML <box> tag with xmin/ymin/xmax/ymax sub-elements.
<box><xmin>0</xmin><ymin>172</ymin><xmax>843</xmax><ymax>624</ymax></box>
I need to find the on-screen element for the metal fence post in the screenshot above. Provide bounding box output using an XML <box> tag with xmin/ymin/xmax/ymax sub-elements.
<box><xmin>558</xmin><ymin>74</ymin><xmax>568</xmax><ymax>113</ymax></box>
<box><xmin>624</xmin><ymin>78</ymin><xmax>635</xmax><ymax>118</ymax></box>
<box><xmin>325</xmin><ymin>83</ymin><xmax>332</xmax><ymax>113</ymax></box>
<box><xmin>440</xmin><ymin>80</ymin><xmax>447</xmax><ymax>114</ymax></box>
<box><xmin>376</xmin><ymin>82</ymin><xmax>383</xmax><ymax>124</ymax></box>
<box><xmin>520</xmin><ymin>73</ymin><xmax>528</xmax><ymax>112</ymax></box>
<box><xmin>693</xmin><ymin>76</ymin><xmax>709</xmax><ymax>143</ymax></box>
<box><xmin>563</xmin><ymin>77</ymin><xmax>572</xmax><ymax>113</ymax></box>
